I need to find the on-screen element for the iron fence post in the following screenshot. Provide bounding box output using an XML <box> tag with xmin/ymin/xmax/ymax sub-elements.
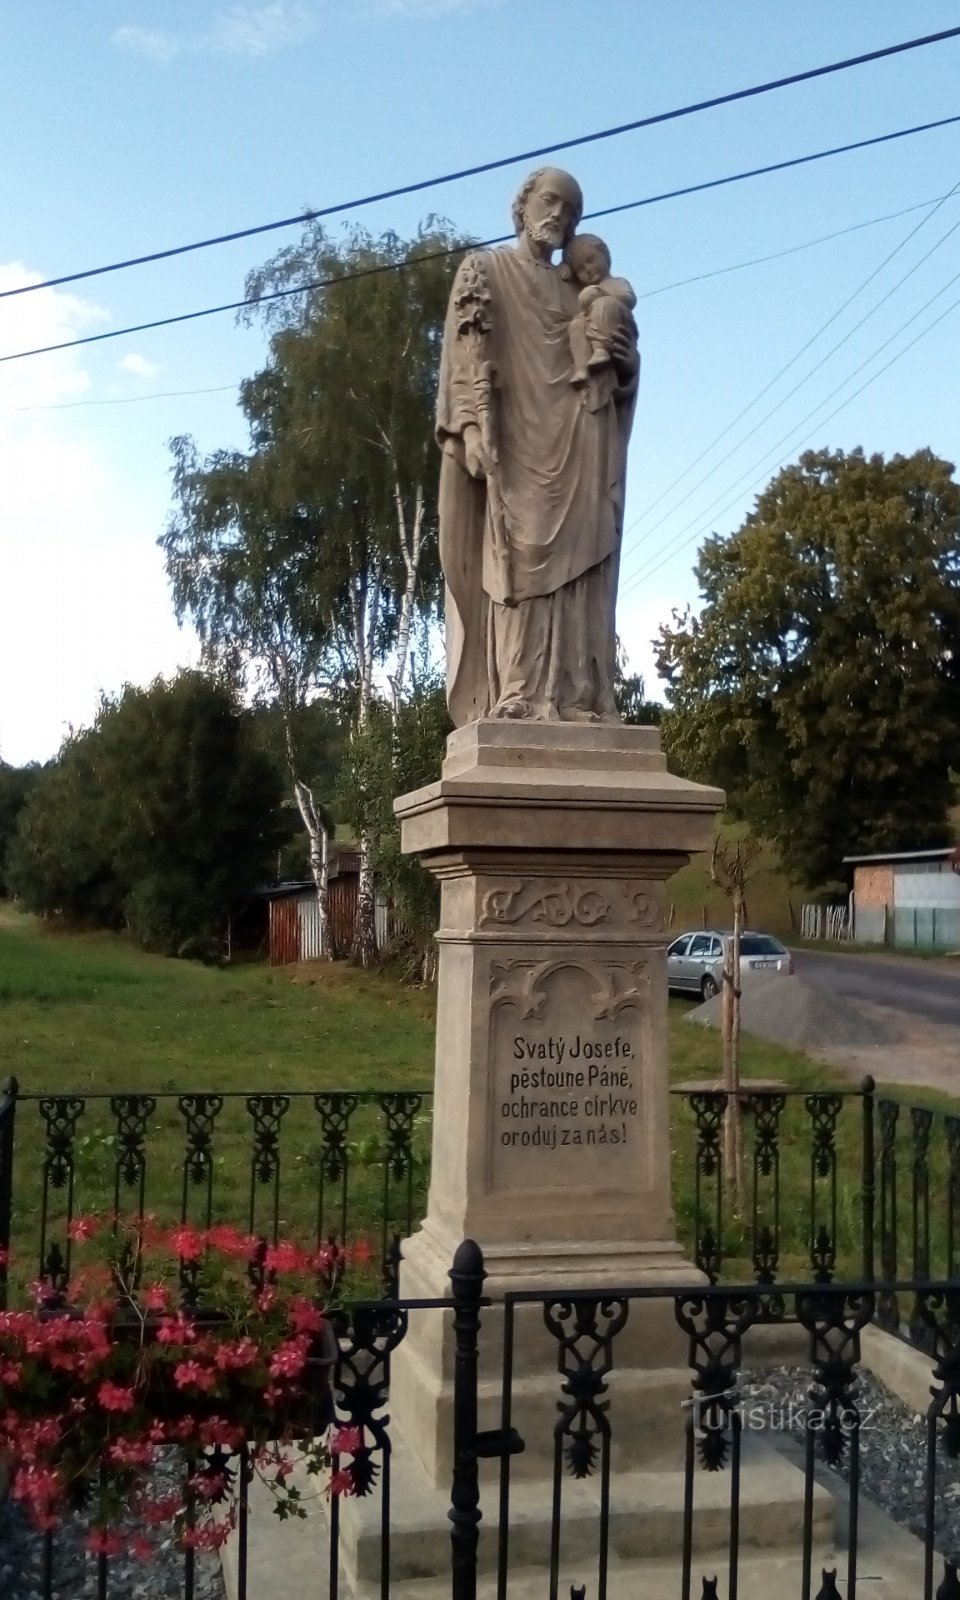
<box><xmin>0</xmin><ymin>1076</ymin><xmax>19</xmax><ymax>1311</ymax></box>
<box><xmin>861</xmin><ymin>1075</ymin><xmax>876</xmax><ymax>1283</ymax></box>
<box><xmin>449</xmin><ymin>1238</ymin><xmax>486</xmax><ymax>1600</ymax></box>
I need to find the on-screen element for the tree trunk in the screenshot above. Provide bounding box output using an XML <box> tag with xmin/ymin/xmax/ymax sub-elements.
<box><xmin>353</xmin><ymin>833</ymin><xmax>378</xmax><ymax>968</ymax></box>
<box><xmin>725</xmin><ymin>896</ymin><xmax>747</xmax><ymax>1214</ymax></box>
<box><xmin>293</xmin><ymin>778</ymin><xmax>331</xmax><ymax>960</ymax></box>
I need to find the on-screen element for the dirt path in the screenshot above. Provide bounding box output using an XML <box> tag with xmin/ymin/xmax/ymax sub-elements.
<box><xmin>808</xmin><ymin>1000</ymin><xmax>960</xmax><ymax>1098</ymax></box>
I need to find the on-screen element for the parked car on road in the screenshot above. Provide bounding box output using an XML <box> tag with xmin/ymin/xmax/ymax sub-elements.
<box><xmin>666</xmin><ymin>930</ymin><xmax>793</xmax><ymax>1000</ymax></box>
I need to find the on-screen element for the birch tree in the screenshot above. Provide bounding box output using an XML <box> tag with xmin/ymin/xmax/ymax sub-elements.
<box><xmin>237</xmin><ymin>219</ymin><xmax>468</xmax><ymax>963</ymax></box>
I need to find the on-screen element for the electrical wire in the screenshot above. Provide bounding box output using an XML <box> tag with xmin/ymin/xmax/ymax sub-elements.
<box><xmin>618</xmin><ymin>257</ymin><xmax>960</xmax><ymax>599</ymax></box>
<box><xmin>4</xmin><ymin>22</ymin><xmax>959</xmax><ymax>305</ymax></box>
<box><xmin>5</xmin><ymin>112</ymin><xmax>960</xmax><ymax>366</ymax></box>
<box><xmin>6</xmin><ymin>196</ymin><xmax>950</xmax><ymax>414</ymax></box>
<box><xmin>617</xmin><ymin>180</ymin><xmax>960</xmax><ymax>580</ymax></box>
<box><xmin>1</xmin><ymin>384</ymin><xmax>237</xmax><ymax>414</ymax></box>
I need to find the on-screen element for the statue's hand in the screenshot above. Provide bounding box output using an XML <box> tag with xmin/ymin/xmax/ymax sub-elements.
<box><xmin>610</xmin><ymin>328</ymin><xmax>639</xmax><ymax>375</ymax></box>
<box><xmin>463</xmin><ymin>424</ymin><xmax>493</xmax><ymax>480</ymax></box>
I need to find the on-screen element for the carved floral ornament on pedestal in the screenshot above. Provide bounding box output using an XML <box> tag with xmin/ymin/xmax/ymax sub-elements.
<box><xmin>478</xmin><ymin>878</ymin><xmax>660</xmax><ymax>933</ymax></box>
<box><xmin>490</xmin><ymin>958</ymin><xmax>650</xmax><ymax>1022</ymax></box>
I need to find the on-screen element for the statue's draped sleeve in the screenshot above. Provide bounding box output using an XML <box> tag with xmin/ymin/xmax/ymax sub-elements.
<box><xmin>436</xmin><ymin>252</ymin><xmax>490</xmax><ymax>724</ymax></box>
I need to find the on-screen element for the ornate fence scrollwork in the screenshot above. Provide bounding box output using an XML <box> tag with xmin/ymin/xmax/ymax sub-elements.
<box><xmin>377</xmin><ymin>1092</ymin><xmax>423</xmax><ymax>1295</ymax></box>
<box><xmin>110</xmin><ymin>1093</ymin><xmax>156</xmax><ymax>1214</ymax></box>
<box><xmin>805</xmin><ymin>1093</ymin><xmax>842</xmax><ymax>1282</ymax></box>
<box><xmin>747</xmin><ymin>1090</ymin><xmax>785</xmax><ymax>1293</ymax></box>
<box><xmin>795</xmin><ymin>1288</ymin><xmax>874</xmax><ymax>1468</ymax></box>
<box><xmin>330</xmin><ymin>1302</ymin><xmax>409</xmax><ymax>1498</ymax></box>
<box><xmin>675</xmin><ymin>1288</ymin><xmax>758</xmax><ymax>1470</ymax></box>
<box><xmin>245</xmin><ymin>1093</ymin><xmax>291</xmax><ymax>1240</ymax></box>
<box><xmin>543</xmin><ymin>1296</ymin><xmax>628</xmax><ymax>1478</ymax></box>
<box><xmin>877</xmin><ymin>1097</ymin><xmax>901</xmax><ymax>1331</ymax></box>
<box><xmin>689</xmin><ymin>1091</ymin><xmax>725</xmax><ymax>1283</ymax></box>
<box><xmin>313</xmin><ymin>1092</ymin><xmax>359</xmax><ymax>1184</ymax></box>
<box><xmin>37</xmin><ymin>1095</ymin><xmax>85</xmax><ymax>1276</ymax></box>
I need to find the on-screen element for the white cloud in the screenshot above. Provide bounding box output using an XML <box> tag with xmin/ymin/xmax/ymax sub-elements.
<box><xmin>112</xmin><ymin>3</ymin><xmax>316</xmax><ymax>63</ymax></box>
<box><xmin>0</xmin><ymin>267</ymin><xmax>194</xmax><ymax>766</ymax></box>
<box><xmin>111</xmin><ymin>24</ymin><xmax>181</xmax><ymax>62</ymax></box>
<box><xmin>119</xmin><ymin>352</ymin><xmax>161</xmax><ymax>380</ymax></box>
<box><xmin>207</xmin><ymin>2</ymin><xmax>316</xmax><ymax>55</ymax></box>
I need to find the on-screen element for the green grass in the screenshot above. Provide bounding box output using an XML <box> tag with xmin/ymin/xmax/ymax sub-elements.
<box><xmin>0</xmin><ymin>907</ymin><xmax>948</xmax><ymax>1295</ymax></box>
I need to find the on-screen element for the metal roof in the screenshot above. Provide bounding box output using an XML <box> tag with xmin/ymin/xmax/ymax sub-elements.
<box><xmin>842</xmin><ymin>848</ymin><xmax>955</xmax><ymax>865</ymax></box>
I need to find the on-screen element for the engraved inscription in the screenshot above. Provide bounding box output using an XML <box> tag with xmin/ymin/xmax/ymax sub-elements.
<box><xmin>489</xmin><ymin>959</ymin><xmax>650</xmax><ymax>1183</ymax></box>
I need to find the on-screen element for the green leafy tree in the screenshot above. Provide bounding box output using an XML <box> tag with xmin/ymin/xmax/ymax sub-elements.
<box><xmin>614</xmin><ymin>641</ymin><xmax>662</xmax><ymax>726</ymax></box>
<box><xmin>0</xmin><ymin>761</ymin><xmax>41</xmax><ymax>895</ymax></box>
<box><xmin>337</xmin><ymin>667</ymin><xmax>451</xmax><ymax>980</ymax></box>
<box><xmin>7</xmin><ymin>673</ymin><xmax>288</xmax><ymax>957</ymax></box>
<box><xmin>657</xmin><ymin>448</ymin><xmax>960</xmax><ymax>885</ymax></box>
<box><xmin>164</xmin><ymin>218</ymin><xmax>469</xmax><ymax>963</ymax></box>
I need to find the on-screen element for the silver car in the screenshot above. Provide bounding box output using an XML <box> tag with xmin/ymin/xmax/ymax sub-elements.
<box><xmin>666</xmin><ymin>929</ymin><xmax>793</xmax><ymax>1001</ymax></box>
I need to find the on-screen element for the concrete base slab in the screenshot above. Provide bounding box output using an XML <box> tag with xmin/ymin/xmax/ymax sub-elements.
<box><xmin>332</xmin><ymin>1426</ymin><xmax>831</xmax><ymax>1594</ymax></box>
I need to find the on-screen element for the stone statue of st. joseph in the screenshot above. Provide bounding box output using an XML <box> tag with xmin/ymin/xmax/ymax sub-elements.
<box><xmin>436</xmin><ymin>167</ymin><xmax>639</xmax><ymax>725</ymax></box>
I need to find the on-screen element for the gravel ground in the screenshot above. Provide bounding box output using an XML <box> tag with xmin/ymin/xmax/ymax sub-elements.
<box><xmin>738</xmin><ymin>1363</ymin><xmax>960</xmax><ymax>1560</ymax></box>
<box><xmin>686</xmin><ymin>975</ymin><xmax>896</xmax><ymax>1051</ymax></box>
<box><xmin>0</xmin><ymin>1453</ymin><xmax>225</xmax><ymax>1600</ymax></box>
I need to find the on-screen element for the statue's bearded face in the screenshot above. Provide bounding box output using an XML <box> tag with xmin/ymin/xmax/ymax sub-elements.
<box><xmin>523</xmin><ymin>173</ymin><xmax>581</xmax><ymax>249</ymax></box>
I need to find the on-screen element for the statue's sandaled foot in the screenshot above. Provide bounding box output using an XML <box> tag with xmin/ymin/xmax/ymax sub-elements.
<box><xmin>491</xmin><ymin>696</ymin><xmax>531</xmax><ymax>720</ymax></box>
<box><xmin>561</xmin><ymin>706</ymin><xmax>600</xmax><ymax>723</ymax></box>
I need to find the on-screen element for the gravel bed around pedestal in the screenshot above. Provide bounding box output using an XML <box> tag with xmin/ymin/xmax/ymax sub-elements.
<box><xmin>738</xmin><ymin>1363</ymin><xmax>960</xmax><ymax>1559</ymax></box>
<box><xmin>0</xmin><ymin>1451</ymin><xmax>225</xmax><ymax>1600</ymax></box>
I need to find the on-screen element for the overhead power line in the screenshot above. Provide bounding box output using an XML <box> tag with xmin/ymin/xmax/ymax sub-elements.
<box><xmin>4</xmin><ymin>111</ymin><xmax>960</xmax><ymax>366</ymax></box>
<box><xmin>618</xmin><ymin>256</ymin><xmax>960</xmax><ymax>600</ymax></box>
<box><xmin>6</xmin><ymin>196</ymin><xmax>949</xmax><ymax>414</ymax></box>
<box><xmin>3</xmin><ymin>22</ymin><xmax>959</xmax><ymax>305</ymax></box>
<box><xmin>617</xmin><ymin>176</ymin><xmax>960</xmax><ymax>580</ymax></box>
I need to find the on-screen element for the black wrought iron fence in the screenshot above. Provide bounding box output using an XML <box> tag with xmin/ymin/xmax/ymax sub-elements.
<box><xmin>669</xmin><ymin>1081</ymin><xmax>876</xmax><ymax>1287</ymax></box>
<box><xmin>4</xmin><ymin>1075</ymin><xmax>959</xmax><ymax>1323</ymax></box>
<box><xmin>6</xmin><ymin>1240</ymin><xmax>960</xmax><ymax>1600</ymax></box>
<box><xmin>0</xmin><ymin>1078</ymin><xmax>431</xmax><ymax>1302</ymax></box>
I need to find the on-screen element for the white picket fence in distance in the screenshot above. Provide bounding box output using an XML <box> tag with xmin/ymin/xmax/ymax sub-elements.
<box><xmin>800</xmin><ymin>902</ymin><xmax>852</xmax><ymax>941</ymax></box>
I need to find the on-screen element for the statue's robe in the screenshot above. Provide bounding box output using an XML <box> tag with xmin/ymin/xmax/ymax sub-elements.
<box><xmin>436</xmin><ymin>246</ymin><xmax>638</xmax><ymax>725</ymax></box>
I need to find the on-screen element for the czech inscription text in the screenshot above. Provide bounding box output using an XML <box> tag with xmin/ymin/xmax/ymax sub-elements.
<box><xmin>489</xmin><ymin>958</ymin><xmax>647</xmax><ymax>1184</ymax></box>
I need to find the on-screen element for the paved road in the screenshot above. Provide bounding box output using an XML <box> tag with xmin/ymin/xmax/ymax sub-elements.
<box><xmin>793</xmin><ymin>949</ymin><xmax>960</xmax><ymax>1029</ymax></box>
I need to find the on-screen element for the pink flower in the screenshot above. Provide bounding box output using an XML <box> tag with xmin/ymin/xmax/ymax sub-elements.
<box><xmin>269</xmin><ymin>1337</ymin><xmax>309</xmax><ymax>1380</ymax></box>
<box><xmin>288</xmin><ymin>1297</ymin><xmax>326</xmax><ymax>1335</ymax></box>
<box><xmin>265</xmin><ymin>1241</ymin><xmax>307</xmax><ymax>1274</ymax></box>
<box><xmin>129</xmin><ymin>1535</ymin><xmax>155</xmax><ymax>1561</ymax></box>
<box><xmin>199</xmin><ymin>1417</ymin><xmax>245</xmax><ymax>1450</ymax></box>
<box><xmin>207</xmin><ymin>1224</ymin><xmax>257</xmax><ymax>1259</ymax></box>
<box><xmin>97</xmin><ymin>1381</ymin><xmax>136</xmax><ymax>1413</ymax></box>
<box><xmin>67</xmin><ymin>1216</ymin><xmax>101</xmax><ymax>1243</ymax></box>
<box><xmin>141</xmin><ymin>1284</ymin><xmax>170</xmax><ymax>1312</ymax></box>
<box><xmin>86</xmin><ymin>1529</ymin><xmax>124</xmax><ymax>1557</ymax></box>
<box><xmin>330</xmin><ymin>1425</ymin><xmax>363</xmax><ymax>1456</ymax></box>
<box><xmin>329</xmin><ymin>1468</ymin><xmax>355</xmax><ymax>1497</ymax></box>
<box><xmin>348</xmin><ymin>1238</ymin><xmax>374</xmax><ymax>1265</ymax></box>
<box><xmin>173</xmin><ymin>1361</ymin><xmax>216</xmax><ymax>1392</ymax></box>
<box><xmin>156</xmin><ymin>1314</ymin><xmax>196</xmax><ymax>1345</ymax></box>
<box><xmin>182</xmin><ymin>1520</ymin><xmax>231</xmax><ymax>1551</ymax></box>
<box><xmin>169</xmin><ymin>1225</ymin><xmax>205</xmax><ymax>1262</ymax></box>
<box><xmin>214</xmin><ymin>1337</ymin><xmax>258</xmax><ymax>1372</ymax></box>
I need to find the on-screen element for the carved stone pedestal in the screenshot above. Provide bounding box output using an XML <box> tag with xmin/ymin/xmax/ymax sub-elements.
<box><xmin>389</xmin><ymin>721</ymin><xmax>724</xmax><ymax>1481</ymax></box>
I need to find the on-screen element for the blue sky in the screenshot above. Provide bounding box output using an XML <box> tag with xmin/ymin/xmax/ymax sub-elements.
<box><xmin>2</xmin><ymin>0</ymin><xmax>960</xmax><ymax>763</ymax></box>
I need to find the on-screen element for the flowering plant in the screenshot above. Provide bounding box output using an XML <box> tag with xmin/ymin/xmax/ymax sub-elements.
<box><xmin>0</xmin><ymin>1215</ymin><xmax>369</xmax><ymax>1561</ymax></box>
